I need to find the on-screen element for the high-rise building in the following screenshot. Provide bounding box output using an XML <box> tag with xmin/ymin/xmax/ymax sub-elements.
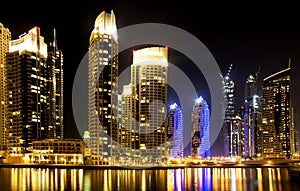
<box><xmin>118</xmin><ymin>84</ymin><xmax>135</xmax><ymax>164</ymax></box>
<box><xmin>6</xmin><ymin>27</ymin><xmax>53</xmax><ymax>155</ymax></box>
<box><xmin>261</xmin><ymin>64</ymin><xmax>293</xmax><ymax>159</ymax></box>
<box><xmin>120</xmin><ymin>84</ymin><xmax>133</xmax><ymax>149</ymax></box>
<box><xmin>47</xmin><ymin>29</ymin><xmax>64</xmax><ymax>140</ymax></box>
<box><xmin>168</xmin><ymin>103</ymin><xmax>183</xmax><ymax>159</ymax></box>
<box><xmin>222</xmin><ymin>64</ymin><xmax>235</xmax><ymax>157</ymax></box>
<box><xmin>243</xmin><ymin>71</ymin><xmax>262</xmax><ymax>158</ymax></box>
<box><xmin>88</xmin><ymin>10</ymin><xmax>119</xmax><ymax>164</ymax></box>
<box><xmin>191</xmin><ymin>96</ymin><xmax>210</xmax><ymax>158</ymax></box>
<box><xmin>230</xmin><ymin>114</ymin><xmax>244</xmax><ymax>157</ymax></box>
<box><xmin>0</xmin><ymin>23</ymin><xmax>11</xmax><ymax>151</ymax></box>
<box><xmin>128</xmin><ymin>46</ymin><xmax>168</xmax><ymax>164</ymax></box>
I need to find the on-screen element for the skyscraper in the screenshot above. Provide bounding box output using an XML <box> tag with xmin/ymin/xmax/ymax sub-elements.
<box><xmin>222</xmin><ymin>64</ymin><xmax>235</xmax><ymax>157</ymax></box>
<box><xmin>0</xmin><ymin>23</ymin><xmax>11</xmax><ymax>151</ymax></box>
<box><xmin>230</xmin><ymin>113</ymin><xmax>244</xmax><ymax>157</ymax></box>
<box><xmin>88</xmin><ymin>10</ymin><xmax>119</xmax><ymax>164</ymax></box>
<box><xmin>168</xmin><ymin>103</ymin><xmax>183</xmax><ymax>159</ymax></box>
<box><xmin>261</xmin><ymin>63</ymin><xmax>293</xmax><ymax>159</ymax></box>
<box><xmin>191</xmin><ymin>96</ymin><xmax>210</xmax><ymax>158</ymax></box>
<box><xmin>6</xmin><ymin>27</ymin><xmax>52</xmax><ymax>154</ymax></box>
<box><xmin>129</xmin><ymin>46</ymin><xmax>168</xmax><ymax>164</ymax></box>
<box><xmin>120</xmin><ymin>84</ymin><xmax>133</xmax><ymax>148</ymax></box>
<box><xmin>243</xmin><ymin>71</ymin><xmax>262</xmax><ymax>158</ymax></box>
<box><xmin>47</xmin><ymin>29</ymin><xmax>64</xmax><ymax>140</ymax></box>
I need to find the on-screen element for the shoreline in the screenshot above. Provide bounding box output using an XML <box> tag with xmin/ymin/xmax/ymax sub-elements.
<box><xmin>0</xmin><ymin>163</ymin><xmax>290</xmax><ymax>170</ymax></box>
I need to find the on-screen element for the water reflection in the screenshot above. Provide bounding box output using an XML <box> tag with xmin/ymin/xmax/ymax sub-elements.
<box><xmin>0</xmin><ymin>167</ymin><xmax>299</xmax><ymax>190</ymax></box>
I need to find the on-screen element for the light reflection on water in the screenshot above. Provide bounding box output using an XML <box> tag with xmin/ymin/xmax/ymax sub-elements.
<box><xmin>0</xmin><ymin>167</ymin><xmax>299</xmax><ymax>191</ymax></box>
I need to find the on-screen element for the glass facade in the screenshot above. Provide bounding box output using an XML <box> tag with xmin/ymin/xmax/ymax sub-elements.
<box><xmin>262</xmin><ymin>66</ymin><xmax>292</xmax><ymax>159</ymax></box>
<box><xmin>222</xmin><ymin>72</ymin><xmax>235</xmax><ymax>157</ymax></box>
<box><xmin>168</xmin><ymin>103</ymin><xmax>183</xmax><ymax>159</ymax></box>
<box><xmin>191</xmin><ymin>97</ymin><xmax>210</xmax><ymax>158</ymax></box>
<box><xmin>6</xmin><ymin>27</ymin><xmax>53</xmax><ymax>155</ymax></box>
<box><xmin>47</xmin><ymin>29</ymin><xmax>64</xmax><ymax>140</ymax></box>
<box><xmin>0</xmin><ymin>23</ymin><xmax>11</xmax><ymax>151</ymax></box>
<box><xmin>120</xmin><ymin>46</ymin><xmax>168</xmax><ymax>164</ymax></box>
<box><xmin>88</xmin><ymin>10</ymin><xmax>119</xmax><ymax>164</ymax></box>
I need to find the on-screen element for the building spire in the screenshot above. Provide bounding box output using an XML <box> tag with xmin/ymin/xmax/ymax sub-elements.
<box><xmin>288</xmin><ymin>57</ymin><xmax>291</xmax><ymax>69</ymax></box>
<box><xmin>53</xmin><ymin>28</ymin><xmax>57</xmax><ymax>49</ymax></box>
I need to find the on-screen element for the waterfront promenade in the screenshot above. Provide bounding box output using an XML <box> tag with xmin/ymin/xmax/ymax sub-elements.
<box><xmin>0</xmin><ymin>159</ymin><xmax>298</xmax><ymax>170</ymax></box>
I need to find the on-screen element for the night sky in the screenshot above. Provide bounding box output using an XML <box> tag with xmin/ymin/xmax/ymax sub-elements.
<box><xmin>1</xmin><ymin>2</ymin><xmax>300</xmax><ymax>142</ymax></box>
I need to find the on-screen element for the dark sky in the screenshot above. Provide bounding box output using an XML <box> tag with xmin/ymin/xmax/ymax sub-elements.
<box><xmin>1</xmin><ymin>1</ymin><xmax>300</xmax><ymax>140</ymax></box>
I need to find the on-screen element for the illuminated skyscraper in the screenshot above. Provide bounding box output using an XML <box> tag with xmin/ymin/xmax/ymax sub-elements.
<box><xmin>230</xmin><ymin>113</ymin><xmax>244</xmax><ymax>157</ymax></box>
<box><xmin>191</xmin><ymin>96</ymin><xmax>210</xmax><ymax>158</ymax></box>
<box><xmin>130</xmin><ymin>46</ymin><xmax>168</xmax><ymax>163</ymax></box>
<box><xmin>243</xmin><ymin>71</ymin><xmax>262</xmax><ymax>158</ymax></box>
<box><xmin>0</xmin><ymin>23</ymin><xmax>11</xmax><ymax>150</ymax></box>
<box><xmin>120</xmin><ymin>84</ymin><xmax>133</xmax><ymax>149</ymax></box>
<box><xmin>88</xmin><ymin>10</ymin><xmax>119</xmax><ymax>164</ymax></box>
<box><xmin>222</xmin><ymin>64</ymin><xmax>235</xmax><ymax>157</ymax></box>
<box><xmin>262</xmin><ymin>63</ymin><xmax>293</xmax><ymax>159</ymax></box>
<box><xmin>47</xmin><ymin>29</ymin><xmax>64</xmax><ymax>139</ymax></box>
<box><xmin>6</xmin><ymin>27</ymin><xmax>53</xmax><ymax>154</ymax></box>
<box><xmin>168</xmin><ymin>103</ymin><xmax>183</xmax><ymax>159</ymax></box>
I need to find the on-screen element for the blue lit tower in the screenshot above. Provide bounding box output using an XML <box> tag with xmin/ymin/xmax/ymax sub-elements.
<box><xmin>168</xmin><ymin>103</ymin><xmax>183</xmax><ymax>159</ymax></box>
<box><xmin>191</xmin><ymin>96</ymin><xmax>210</xmax><ymax>158</ymax></box>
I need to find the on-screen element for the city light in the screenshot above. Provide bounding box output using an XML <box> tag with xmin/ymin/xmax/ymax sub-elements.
<box><xmin>1</xmin><ymin>6</ymin><xmax>300</xmax><ymax>191</ymax></box>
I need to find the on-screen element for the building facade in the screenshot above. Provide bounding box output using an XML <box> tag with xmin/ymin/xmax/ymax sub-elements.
<box><xmin>5</xmin><ymin>26</ymin><xmax>62</xmax><ymax>156</ymax></box>
<box><xmin>222</xmin><ymin>64</ymin><xmax>235</xmax><ymax>157</ymax></box>
<box><xmin>230</xmin><ymin>114</ymin><xmax>244</xmax><ymax>157</ymax></box>
<box><xmin>261</xmin><ymin>66</ymin><xmax>292</xmax><ymax>159</ymax></box>
<box><xmin>24</xmin><ymin>138</ymin><xmax>84</xmax><ymax>164</ymax></box>
<box><xmin>168</xmin><ymin>103</ymin><xmax>183</xmax><ymax>159</ymax></box>
<box><xmin>6</xmin><ymin>27</ymin><xmax>52</xmax><ymax>155</ymax></box>
<box><xmin>0</xmin><ymin>23</ymin><xmax>11</xmax><ymax>151</ymax></box>
<box><xmin>120</xmin><ymin>84</ymin><xmax>132</xmax><ymax>149</ymax></box>
<box><xmin>47</xmin><ymin>29</ymin><xmax>64</xmax><ymax>140</ymax></box>
<box><xmin>191</xmin><ymin>96</ymin><xmax>210</xmax><ymax>158</ymax></box>
<box><xmin>88</xmin><ymin>10</ymin><xmax>119</xmax><ymax>164</ymax></box>
<box><xmin>126</xmin><ymin>46</ymin><xmax>168</xmax><ymax>164</ymax></box>
<box><xmin>243</xmin><ymin>73</ymin><xmax>262</xmax><ymax>158</ymax></box>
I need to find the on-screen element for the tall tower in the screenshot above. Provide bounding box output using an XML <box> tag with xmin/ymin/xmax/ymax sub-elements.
<box><xmin>243</xmin><ymin>72</ymin><xmax>262</xmax><ymax>158</ymax></box>
<box><xmin>0</xmin><ymin>23</ymin><xmax>11</xmax><ymax>150</ymax></box>
<box><xmin>230</xmin><ymin>114</ymin><xmax>244</xmax><ymax>157</ymax></box>
<box><xmin>130</xmin><ymin>46</ymin><xmax>168</xmax><ymax>164</ymax></box>
<box><xmin>88</xmin><ymin>10</ymin><xmax>119</xmax><ymax>164</ymax></box>
<box><xmin>47</xmin><ymin>29</ymin><xmax>64</xmax><ymax>139</ymax></box>
<box><xmin>120</xmin><ymin>84</ymin><xmax>133</xmax><ymax>148</ymax></box>
<box><xmin>168</xmin><ymin>103</ymin><xmax>183</xmax><ymax>159</ymax></box>
<box><xmin>6</xmin><ymin>27</ymin><xmax>50</xmax><ymax>154</ymax></box>
<box><xmin>222</xmin><ymin>63</ymin><xmax>235</xmax><ymax>157</ymax></box>
<box><xmin>262</xmin><ymin>64</ymin><xmax>292</xmax><ymax>159</ymax></box>
<box><xmin>191</xmin><ymin>96</ymin><xmax>210</xmax><ymax>158</ymax></box>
